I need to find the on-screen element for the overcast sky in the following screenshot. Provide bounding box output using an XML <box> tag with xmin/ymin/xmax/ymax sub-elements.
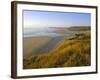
<box><xmin>23</xmin><ymin>10</ymin><xmax>91</xmax><ymax>28</ymax></box>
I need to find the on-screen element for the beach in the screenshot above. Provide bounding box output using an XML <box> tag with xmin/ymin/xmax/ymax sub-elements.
<box><xmin>23</xmin><ymin>36</ymin><xmax>62</xmax><ymax>58</ymax></box>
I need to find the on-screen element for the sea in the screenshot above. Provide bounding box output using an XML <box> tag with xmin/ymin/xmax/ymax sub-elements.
<box><xmin>24</xmin><ymin>27</ymin><xmax>73</xmax><ymax>37</ymax></box>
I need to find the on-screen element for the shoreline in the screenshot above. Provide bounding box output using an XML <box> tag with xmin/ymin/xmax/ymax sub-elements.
<box><xmin>23</xmin><ymin>31</ymin><xmax>89</xmax><ymax>58</ymax></box>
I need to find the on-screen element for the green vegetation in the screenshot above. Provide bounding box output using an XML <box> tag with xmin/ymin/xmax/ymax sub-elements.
<box><xmin>23</xmin><ymin>32</ymin><xmax>91</xmax><ymax>69</ymax></box>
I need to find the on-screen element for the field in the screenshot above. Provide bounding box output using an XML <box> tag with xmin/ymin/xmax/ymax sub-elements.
<box><xmin>23</xmin><ymin>27</ymin><xmax>91</xmax><ymax>69</ymax></box>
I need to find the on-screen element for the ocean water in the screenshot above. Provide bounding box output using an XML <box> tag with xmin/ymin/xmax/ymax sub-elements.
<box><xmin>24</xmin><ymin>27</ymin><xmax>72</xmax><ymax>37</ymax></box>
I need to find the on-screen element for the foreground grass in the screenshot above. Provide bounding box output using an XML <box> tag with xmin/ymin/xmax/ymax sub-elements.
<box><xmin>23</xmin><ymin>32</ymin><xmax>91</xmax><ymax>69</ymax></box>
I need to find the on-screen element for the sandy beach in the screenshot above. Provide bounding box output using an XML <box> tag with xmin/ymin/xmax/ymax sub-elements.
<box><xmin>23</xmin><ymin>36</ymin><xmax>62</xmax><ymax>58</ymax></box>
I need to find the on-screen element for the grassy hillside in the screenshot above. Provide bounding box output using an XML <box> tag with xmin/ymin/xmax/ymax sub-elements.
<box><xmin>23</xmin><ymin>32</ymin><xmax>91</xmax><ymax>69</ymax></box>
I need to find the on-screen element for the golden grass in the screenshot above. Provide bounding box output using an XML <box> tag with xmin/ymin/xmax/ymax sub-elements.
<box><xmin>23</xmin><ymin>32</ymin><xmax>91</xmax><ymax>69</ymax></box>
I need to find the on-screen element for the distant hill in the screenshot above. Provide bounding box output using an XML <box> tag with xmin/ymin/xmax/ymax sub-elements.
<box><xmin>68</xmin><ymin>26</ymin><xmax>90</xmax><ymax>31</ymax></box>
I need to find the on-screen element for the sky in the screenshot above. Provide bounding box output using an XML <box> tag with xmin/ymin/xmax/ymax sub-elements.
<box><xmin>23</xmin><ymin>10</ymin><xmax>91</xmax><ymax>28</ymax></box>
